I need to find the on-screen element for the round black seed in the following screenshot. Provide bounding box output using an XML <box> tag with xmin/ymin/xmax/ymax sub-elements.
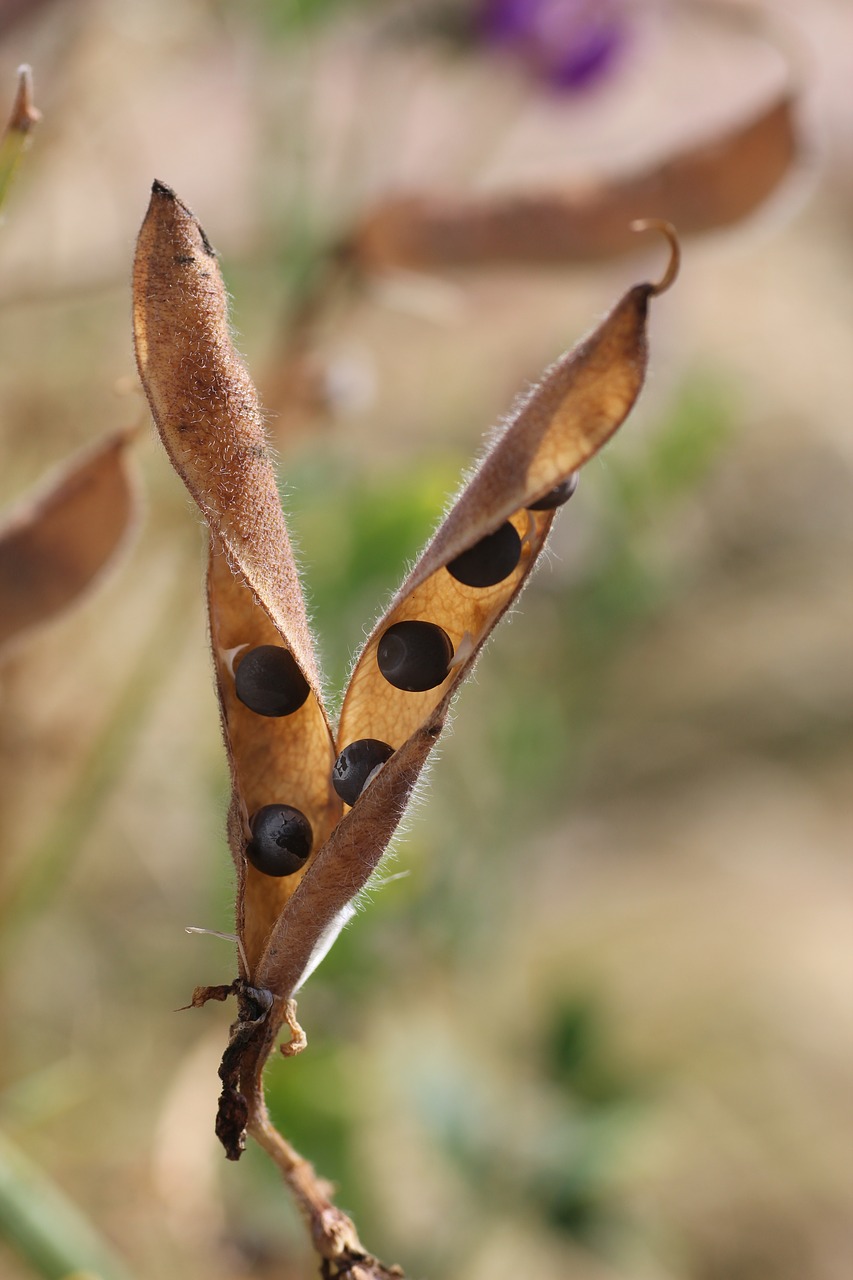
<box><xmin>377</xmin><ymin>620</ymin><xmax>453</xmax><ymax>692</ymax></box>
<box><xmin>332</xmin><ymin>738</ymin><xmax>395</xmax><ymax>806</ymax></box>
<box><xmin>234</xmin><ymin>645</ymin><xmax>310</xmax><ymax>717</ymax></box>
<box><xmin>527</xmin><ymin>471</ymin><xmax>579</xmax><ymax>511</ymax></box>
<box><xmin>247</xmin><ymin>804</ymin><xmax>312</xmax><ymax>877</ymax></box>
<box><xmin>446</xmin><ymin>521</ymin><xmax>522</xmax><ymax>588</ymax></box>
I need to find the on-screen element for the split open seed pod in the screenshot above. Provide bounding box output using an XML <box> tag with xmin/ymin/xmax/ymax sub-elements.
<box><xmin>133</xmin><ymin>184</ymin><xmax>678</xmax><ymax>1158</ymax></box>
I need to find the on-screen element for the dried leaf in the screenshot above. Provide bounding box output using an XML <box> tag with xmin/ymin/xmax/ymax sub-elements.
<box><xmin>0</xmin><ymin>427</ymin><xmax>139</xmax><ymax>652</ymax></box>
<box><xmin>344</xmin><ymin>94</ymin><xmax>795</xmax><ymax>272</ymax></box>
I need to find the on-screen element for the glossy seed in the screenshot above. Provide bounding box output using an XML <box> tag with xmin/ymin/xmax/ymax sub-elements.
<box><xmin>332</xmin><ymin>738</ymin><xmax>395</xmax><ymax>806</ymax></box>
<box><xmin>247</xmin><ymin>804</ymin><xmax>313</xmax><ymax>877</ymax></box>
<box><xmin>234</xmin><ymin>644</ymin><xmax>310</xmax><ymax>717</ymax></box>
<box><xmin>377</xmin><ymin>620</ymin><xmax>453</xmax><ymax>692</ymax></box>
<box><xmin>446</xmin><ymin>521</ymin><xmax>521</xmax><ymax>588</ymax></box>
<box><xmin>527</xmin><ymin>471</ymin><xmax>579</xmax><ymax>511</ymax></box>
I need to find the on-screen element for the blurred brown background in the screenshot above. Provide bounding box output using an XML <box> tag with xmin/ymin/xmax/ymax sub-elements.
<box><xmin>0</xmin><ymin>2</ymin><xmax>851</xmax><ymax>1278</ymax></box>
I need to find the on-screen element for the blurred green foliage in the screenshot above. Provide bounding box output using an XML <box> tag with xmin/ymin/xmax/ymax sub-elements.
<box><xmin>258</xmin><ymin>0</ymin><xmax>381</xmax><ymax>36</ymax></box>
<box><xmin>0</xmin><ymin>1129</ymin><xmax>133</xmax><ymax>1280</ymax></box>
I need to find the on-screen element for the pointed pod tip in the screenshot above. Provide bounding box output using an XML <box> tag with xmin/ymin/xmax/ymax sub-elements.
<box><xmin>10</xmin><ymin>63</ymin><xmax>40</xmax><ymax>132</ymax></box>
<box><xmin>630</xmin><ymin>219</ymin><xmax>680</xmax><ymax>296</ymax></box>
<box><xmin>145</xmin><ymin>180</ymin><xmax>217</xmax><ymax>258</ymax></box>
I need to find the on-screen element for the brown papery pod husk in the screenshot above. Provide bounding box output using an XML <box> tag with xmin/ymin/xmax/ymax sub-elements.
<box><xmin>133</xmin><ymin>183</ymin><xmax>323</xmax><ymax>697</ymax></box>
<box><xmin>344</xmin><ymin>94</ymin><xmax>795</xmax><ymax>271</ymax></box>
<box><xmin>253</xmin><ymin>222</ymin><xmax>680</xmax><ymax>1004</ymax></box>
<box><xmin>208</xmin><ymin>541</ymin><xmax>341</xmax><ymax>973</ymax></box>
<box><xmin>133</xmin><ymin>183</ymin><xmax>340</xmax><ymax>977</ymax></box>
<box><xmin>0</xmin><ymin>427</ymin><xmax>139</xmax><ymax>652</ymax></box>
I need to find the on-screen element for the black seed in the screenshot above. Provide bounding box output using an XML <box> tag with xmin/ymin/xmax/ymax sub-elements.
<box><xmin>377</xmin><ymin>621</ymin><xmax>453</xmax><ymax>692</ymax></box>
<box><xmin>332</xmin><ymin>738</ymin><xmax>395</xmax><ymax>806</ymax></box>
<box><xmin>247</xmin><ymin>804</ymin><xmax>313</xmax><ymax>877</ymax></box>
<box><xmin>234</xmin><ymin>645</ymin><xmax>310</xmax><ymax>717</ymax></box>
<box><xmin>527</xmin><ymin>471</ymin><xmax>579</xmax><ymax>511</ymax></box>
<box><xmin>446</xmin><ymin>522</ymin><xmax>521</xmax><ymax>588</ymax></box>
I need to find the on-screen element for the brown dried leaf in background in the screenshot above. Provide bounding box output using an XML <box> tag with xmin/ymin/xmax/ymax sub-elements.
<box><xmin>344</xmin><ymin>94</ymin><xmax>795</xmax><ymax>272</ymax></box>
<box><xmin>133</xmin><ymin>183</ymin><xmax>340</xmax><ymax>979</ymax></box>
<box><xmin>0</xmin><ymin>426</ymin><xmax>139</xmax><ymax>652</ymax></box>
<box><xmin>253</xmin><ymin>224</ymin><xmax>680</xmax><ymax>1003</ymax></box>
<box><xmin>0</xmin><ymin>2</ymin><xmax>62</xmax><ymax>41</ymax></box>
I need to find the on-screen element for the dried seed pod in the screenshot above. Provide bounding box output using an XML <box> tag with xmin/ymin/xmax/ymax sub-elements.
<box><xmin>134</xmin><ymin>183</ymin><xmax>679</xmax><ymax>1190</ymax></box>
<box><xmin>344</xmin><ymin>95</ymin><xmax>795</xmax><ymax>272</ymax></box>
<box><xmin>133</xmin><ymin>182</ymin><xmax>321</xmax><ymax>691</ymax></box>
<box><xmin>134</xmin><ymin>183</ymin><xmax>340</xmax><ymax>976</ymax></box>
<box><xmin>134</xmin><ymin>170</ymin><xmax>684</xmax><ymax>1280</ymax></box>
<box><xmin>207</xmin><ymin>543</ymin><xmax>340</xmax><ymax>970</ymax></box>
<box><xmin>0</xmin><ymin>427</ymin><xmax>139</xmax><ymax>652</ymax></box>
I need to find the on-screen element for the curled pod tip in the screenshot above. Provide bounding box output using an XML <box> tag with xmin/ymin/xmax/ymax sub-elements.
<box><xmin>630</xmin><ymin>219</ymin><xmax>681</xmax><ymax>296</ymax></box>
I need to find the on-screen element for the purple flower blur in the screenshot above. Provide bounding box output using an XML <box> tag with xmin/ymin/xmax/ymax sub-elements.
<box><xmin>479</xmin><ymin>0</ymin><xmax>631</xmax><ymax>92</ymax></box>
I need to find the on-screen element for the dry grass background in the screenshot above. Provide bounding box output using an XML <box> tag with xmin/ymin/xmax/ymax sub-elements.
<box><xmin>0</xmin><ymin>2</ymin><xmax>851</xmax><ymax>1278</ymax></box>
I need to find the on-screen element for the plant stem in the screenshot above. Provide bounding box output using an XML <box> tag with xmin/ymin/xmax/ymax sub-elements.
<box><xmin>240</xmin><ymin>1002</ymin><xmax>403</xmax><ymax>1280</ymax></box>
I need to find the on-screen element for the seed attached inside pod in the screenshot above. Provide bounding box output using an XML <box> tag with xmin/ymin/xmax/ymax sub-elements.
<box><xmin>234</xmin><ymin>644</ymin><xmax>310</xmax><ymax>717</ymax></box>
<box><xmin>332</xmin><ymin>738</ymin><xmax>395</xmax><ymax>806</ymax></box>
<box><xmin>377</xmin><ymin>620</ymin><xmax>453</xmax><ymax>692</ymax></box>
<box><xmin>234</xmin><ymin>640</ymin><xmax>311</xmax><ymax>721</ymax></box>
<box><xmin>247</xmin><ymin>804</ymin><xmax>313</xmax><ymax>877</ymax></box>
<box><xmin>446</xmin><ymin>521</ymin><xmax>522</xmax><ymax>588</ymax></box>
<box><xmin>527</xmin><ymin>471</ymin><xmax>579</xmax><ymax>511</ymax></box>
